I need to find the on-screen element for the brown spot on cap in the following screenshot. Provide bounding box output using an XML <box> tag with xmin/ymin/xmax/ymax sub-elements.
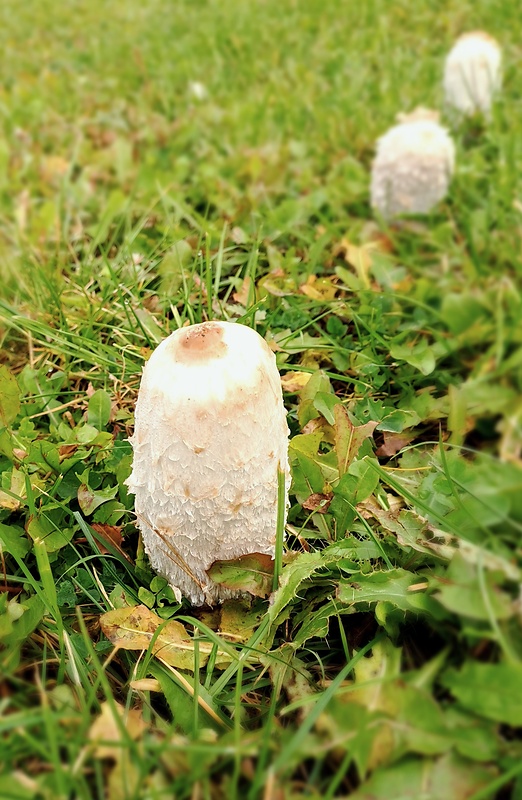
<box><xmin>171</xmin><ymin>322</ymin><xmax>228</xmax><ymax>363</ymax></box>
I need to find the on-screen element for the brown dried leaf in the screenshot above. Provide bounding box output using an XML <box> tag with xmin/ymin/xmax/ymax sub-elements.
<box><xmin>232</xmin><ymin>276</ymin><xmax>252</xmax><ymax>306</ymax></box>
<box><xmin>375</xmin><ymin>432</ymin><xmax>414</xmax><ymax>457</ymax></box>
<box><xmin>302</xmin><ymin>492</ymin><xmax>333</xmax><ymax>514</ymax></box>
<box><xmin>100</xmin><ymin>604</ymin><xmax>209</xmax><ymax>671</ymax></box>
<box><xmin>91</xmin><ymin>523</ymin><xmax>128</xmax><ymax>559</ymax></box>
<box><xmin>58</xmin><ymin>444</ymin><xmax>78</xmax><ymax>460</ymax></box>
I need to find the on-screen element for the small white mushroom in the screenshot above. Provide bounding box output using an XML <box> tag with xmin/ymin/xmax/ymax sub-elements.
<box><xmin>443</xmin><ymin>31</ymin><xmax>502</xmax><ymax>117</ymax></box>
<box><xmin>126</xmin><ymin>321</ymin><xmax>290</xmax><ymax>606</ymax></box>
<box><xmin>188</xmin><ymin>81</ymin><xmax>208</xmax><ymax>101</ymax></box>
<box><xmin>370</xmin><ymin>109</ymin><xmax>455</xmax><ymax>220</ymax></box>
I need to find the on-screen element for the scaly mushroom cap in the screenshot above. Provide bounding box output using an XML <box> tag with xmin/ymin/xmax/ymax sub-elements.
<box><xmin>370</xmin><ymin>113</ymin><xmax>455</xmax><ymax>220</ymax></box>
<box><xmin>126</xmin><ymin>321</ymin><xmax>290</xmax><ymax>606</ymax></box>
<box><xmin>443</xmin><ymin>31</ymin><xmax>502</xmax><ymax>116</ymax></box>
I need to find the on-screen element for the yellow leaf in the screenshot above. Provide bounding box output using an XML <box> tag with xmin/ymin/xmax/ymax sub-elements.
<box><xmin>334</xmin><ymin>238</ymin><xmax>377</xmax><ymax>288</ymax></box>
<box><xmin>100</xmin><ymin>604</ymin><xmax>211</xmax><ymax>671</ymax></box>
<box><xmin>40</xmin><ymin>155</ymin><xmax>70</xmax><ymax>183</ymax></box>
<box><xmin>88</xmin><ymin>701</ymin><xmax>146</xmax><ymax>760</ymax></box>
<box><xmin>280</xmin><ymin>372</ymin><xmax>311</xmax><ymax>393</ymax></box>
<box><xmin>0</xmin><ymin>468</ymin><xmax>25</xmax><ymax>510</ymax></box>
<box><xmin>129</xmin><ymin>678</ymin><xmax>162</xmax><ymax>692</ymax></box>
<box><xmin>299</xmin><ymin>275</ymin><xmax>338</xmax><ymax>301</ymax></box>
<box><xmin>107</xmin><ymin>753</ymin><xmax>141</xmax><ymax>800</ymax></box>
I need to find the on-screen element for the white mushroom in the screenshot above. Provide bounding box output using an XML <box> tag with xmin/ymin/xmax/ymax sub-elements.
<box><xmin>443</xmin><ymin>31</ymin><xmax>502</xmax><ymax>117</ymax></box>
<box><xmin>126</xmin><ymin>321</ymin><xmax>290</xmax><ymax>606</ymax></box>
<box><xmin>370</xmin><ymin>108</ymin><xmax>455</xmax><ymax>220</ymax></box>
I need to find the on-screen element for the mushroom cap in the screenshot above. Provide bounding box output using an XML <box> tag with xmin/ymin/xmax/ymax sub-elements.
<box><xmin>443</xmin><ymin>31</ymin><xmax>502</xmax><ymax>115</ymax></box>
<box><xmin>126</xmin><ymin>321</ymin><xmax>290</xmax><ymax>606</ymax></box>
<box><xmin>370</xmin><ymin>114</ymin><xmax>455</xmax><ymax>219</ymax></box>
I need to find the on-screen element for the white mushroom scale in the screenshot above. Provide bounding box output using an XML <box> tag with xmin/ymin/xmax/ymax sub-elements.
<box><xmin>126</xmin><ymin>321</ymin><xmax>290</xmax><ymax>606</ymax></box>
<box><xmin>370</xmin><ymin>109</ymin><xmax>455</xmax><ymax>220</ymax></box>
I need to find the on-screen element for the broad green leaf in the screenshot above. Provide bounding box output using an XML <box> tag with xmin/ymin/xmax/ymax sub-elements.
<box><xmin>348</xmin><ymin>458</ymin><xmax>380</xmax><ymax>503</ymax></box>
<box><xmin>77</xmin><ymin>483</ymin><xmax>119</xmax><ymax>515</ymax></box>
<box><xmin>2</xmin><ymin>595</ymin><xmax>45</xmax><ymax>648</ymax></box>
<box><xmin>338</xmin><ymin>569</ymin><xmax>442</xmax><ymax>618</ymax></box>
<box><xmin>0</xmin><ymin>523</ymin><xmax>31</xmax><ymax>559</ymax></box>
<box><xmin>297</xmin><ymin>370</ymin><xmax>333</xmax><ymax>427</ymax></box>
<box><xmin>134</xmin><ymin>308</ymin><xmax>165</xmax><ymax>345</ymax></box>
<box><xmin>0</xmin><ymin>366</ymin><xmax>20</xmax><ymax>428</ymax></box>
<box><xmin>435</xmin><ymin>554</ymin><xmax>514</xmax><ymax>621</ymax></box>
<box><xmin>443</xmin><ymin>661</ymin><xmax>522</xmax><ymax>726</ymax></box>
<box><xmin>87</xmin><ymin>389</ymin><xmax>112</xmax><ymax>430</ymax></box>
<box><xmin>26</xmin><ymin>514</ymin><xmax>74</xmax><ymax>552</ymax></box>
<box><xmin>207</xmin><ymin>553</ymin><xmax>274</xmax><ymax>598</ymax></box>
<box><xmin>289</xmin><ymin>433</ymin><xmax>337</xmax><ymax>498</ymax></box>
<box><xmin>313</xmin><ymin>391</ymin><xmax>339</xmax><ymax>424</ymax></box>
<box><xmin>348</xmin><ymin>753</ymin><xmax>495</xmax><ymax>800</ymax></box>
<box><xmin>390</xmin><ymin>339</ymin><xmax>436</xmax><ymax>376</ymax></box>
<box><xmin>267</xmin><ymin>540</ymin><xmax>372</xmax><ymax>633</ymax></box>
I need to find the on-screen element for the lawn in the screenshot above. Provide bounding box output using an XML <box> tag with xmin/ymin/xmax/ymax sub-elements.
<box><xmin>1</xmin><ymin>0</ymin><xmax>522</xmax><ymax>798</ymax></box>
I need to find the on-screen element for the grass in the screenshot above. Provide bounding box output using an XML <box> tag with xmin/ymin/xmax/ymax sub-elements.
<box><xmin>1</xmin><ymin>0</ymin><xmax>522</xmax><ymax>797</ymax></box>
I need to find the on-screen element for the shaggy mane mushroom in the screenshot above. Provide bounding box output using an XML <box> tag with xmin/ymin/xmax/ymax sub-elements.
<box><xmin>126</xmin><ymin>321</ymin><xmax>290</xmax><ymax>606</ymax></box>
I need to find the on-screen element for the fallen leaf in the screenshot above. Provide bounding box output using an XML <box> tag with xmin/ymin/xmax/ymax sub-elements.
<box><xmin>219</xmin><ymin>599</ymin><xmax>265</xmax><ymax>642</ymax></box>
<box><xmin>88</xmin><ymin>701</ymin><xmax>146</xmax><ymax>760</ymax></box>
<box><xmin>280</xmin><ymin>372</ymin><xmax>312</xmax><ymax>393</ymax></box>
<box><xmin>91</xmin><ymin>523</ymin><xmax>130</xmax><ymax>560</ymax></box>
<box><xmin>40</xmin><ymin>155</ymin><xmax>70</xmax><ymax>184</ymax></box>
<box><xmin>302</xmin><ymin>492</ymin><xmax>333</xmax><ymax>514</ymax></box>
<box><xmin>299</xmin><ymin>275</ymin><xmax>338</xmax><ymax>301</ymax></box>
<box><xmin>333</xmin><ymin>238</ymin><xmax>375</xmax><ymax>287</ymax></box>
<box><xmin>207</xmin><ymin>553</ymin><xmax>274</xmax><ymax>598</ymax></box>
<box><xmin>232</xmin><ymin>276</ymin><xmax>252</xmax><ymax>306</ymax></box>
<box><xmin>100</xmin><ymin>604</ymin><xmax>209</xmax><ymax>671</ymax></box>
<box><xmin>107</xmin><ymin>754</ymin><xmax>141</xmax><ymax>800</ymax></box>
<box><xmin>130</xmin><ymin>678</ymin><xmax>162</xmax><ymax>692</ymax></box>
<box><xmin>0</xmin><ymin>468</ymin><xmax>25</xmax><ymax>510</ymax></box>
<box><xmin>375</xmin><ymin>431</ymin><xmax>414</xmax><ymax>457</ymax></box>
<box><xmin>58</xmin><ymin>444</ymin><xmax>78</xmax><ymax>460</ymax></box>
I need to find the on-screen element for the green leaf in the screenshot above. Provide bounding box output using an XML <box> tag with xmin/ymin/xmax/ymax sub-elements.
<box><xmin>348</xmin><ymin>753</ymin><xmax>495</xmax><ymax>800</ymax></box>
<box><xmin>87</xmin><ymin>389</ymin><xmax>112</xmax><ymax>430</ymax></box>
<box><xmin>56</xmin><ymin>580</ymin><xmax>77</xmax><ymax>608</ymax></box>
<box><xmin>348</xmin><ymin>458</ymin><xmax>380</xmax><ymax>503</ymax></box>
<box><xmin>0</xmin><ymin>366</ymin><xmax>20</xmax><ymax>428</ymax></box>
<box><xmin>138</xmin><ymin>586</ymin><xmax>156</xmax><ymax>608</ymax></box>
<box><xmin>435</xmin><ymin>555</ymin><xmax>514</xmax><ymax>622</ymax></box>
<box><xmin>207</xmin><ymin>553</ymin><xmax>274</xmax><ymax>598</ymax></box>
<box><xmin>0</xmin><ymin>523</ymin><xmax>31</xmax><ymax>559</ymax></box>
<box><xmin>77</xmin><ymin>483</ymin><xmax>119</xmax><ymax>515</ymax></box>
<box><xmin>313</xmin><ymin>391</ymin><xmax>339</xmax><ymax>424</ymax></box>
<box><xmin>2</xmin><ymin>595</ymin><xmax>45</xmax><ymax>647</ymax></box>
<box><xmin>289</xmin><ymin>433</ymin><xmax>337</xmax><ymax>497</ymax></box>
<box><xmin>338</xmin><ymin>569</ymin><xmax>442</xmax><ymax>618</ymax></box>
<box><xmin>443</xmin><ymin>661</ymin><xmax>522</xmax><ymax>726</ymax></box>
<box><xmin>26</xmin><ymin>514</ymin><xmax>74</xmax><ymax>552</ymax></box>
<box><xmin>390</xmin><ymin>339</ymin><xmax>436</xmax><ymax>376</ymax></box>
